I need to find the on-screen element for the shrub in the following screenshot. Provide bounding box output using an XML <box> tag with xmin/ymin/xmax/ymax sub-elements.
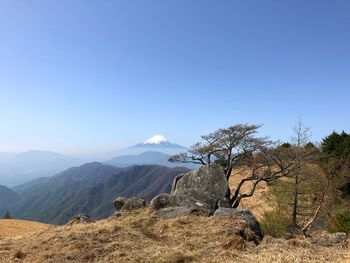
<box><xmin>13</xmin><ymin>250</ymin><xmax>25</xmax><ymax>259</ymax></box>
<box><xmin>2</xmin><ymin>211</ymin><xmax>12</xmax><ymax>219</ymax></box>
<box><xmin>260</xmin><ymin>209</ymin><xmax>292</xmax><ymax>238</ymax></box>
<box><xmin>166</xmin><ymin>252</ymin><xmax>195</xmax><ymax>263</ymax></box>
<box><xmin>329</xmin><ymin>211</ymin><xmax>350</xmax><ymax>233</ymax></box>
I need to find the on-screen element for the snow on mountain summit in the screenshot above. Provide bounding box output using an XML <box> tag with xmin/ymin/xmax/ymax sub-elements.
<box><xmin>144</xmin><ymin>135</ymin><xmax>170</xmax><ymax>145</ymax></box>
<box><xmin>114</xmin><ymin>135</ymin><xmax>188</xmax><ymax>156</ymax></box>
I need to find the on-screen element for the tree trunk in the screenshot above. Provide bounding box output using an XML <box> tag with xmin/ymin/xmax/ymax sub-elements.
<box><xmin>225</xmin><ymin>168</ymin><xmax>233</xmax><ymax>203</ymax></box>
<box><xmin>292</xmin><ymin>173</ymin><xmax>299</xmax><ymax>227</ymax></box>
<box><xmin>302</xmin><ymin>176</ymin><xmax>330</xmax><ymax>236</ymax></box>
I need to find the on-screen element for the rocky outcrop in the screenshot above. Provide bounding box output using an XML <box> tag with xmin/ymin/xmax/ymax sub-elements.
<box><xmin>213</xmin><ymin>208</ymin><xmax>263</xmax><ymax>243</ymax></box>
<box><xmin>113</xmin><ymin>196</ymin><xmax>127</xmax><ymax>211</ymax></box>
<box><xmin>122</xmin><ymin>197</ymin><xmax>146</xmax><ymax>211</ymax></box>
<box><xmin>153</xmin><ymin>206</ymin><xmax>213</xmax><ymax>219</ymax></box>
<box><xmin>309</xmin><ymin>232</ymin><xmax>348</xmax><ymax>247</ymax></box>
<box><xmin>150</xmin><ymin>164</ymin><xmax>229</xmax><ymax>214</ymax></box>
<box><xmin>112</xmin><ymin>196</ymin><xmax>146</xmax><ymax>212</ymax></box>
<box><xmin>149</xmin><ymin>164</ymin><xmax>263</xmax><ymax>243</ymax></box>
<box><xmin>110</xmin><ymin>165</ymin><xmax>263</xmax><ymax>243</ymax></box>
<box><xmin>66</xmin><ymin>214</ymin><xmax>93</xmax><ymax>225</ymax></box>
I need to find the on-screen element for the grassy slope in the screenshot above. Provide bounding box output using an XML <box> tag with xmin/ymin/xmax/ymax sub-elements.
<box><xmin>0</xmin><ymin>219</ymin><xmax>52</xmax><ymax>239</ymax></box>
<box><xmin>229</xmin><ymin>167</ymin><xmax>276</xmax><ymax>220</ymax></box>
<box><xmin>0</xmin><ymin>167</ymin><xmax>348</xmax><ymax>262</ymax></box>
<box><xmin>0</xmin><ymin>209</ymin><xmax>349</xmax><ymax>263</ymax></box>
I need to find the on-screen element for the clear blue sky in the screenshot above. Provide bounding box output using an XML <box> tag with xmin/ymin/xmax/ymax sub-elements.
<box><xmin>0</xmin><ymin>1</ymin><xmax>349</xmax><ymax>154</ymax></box>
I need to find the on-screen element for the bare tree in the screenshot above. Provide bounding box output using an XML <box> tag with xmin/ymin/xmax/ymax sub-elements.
<box><xmin>170</xmin><ymin>124</ymin><xmax>267</xmax><ymax>176</ymax></box>
<box><xmin>301</xmin><ymin>157</ymin><xmax>343</xmax><ymax>236</ymax></box>
<box><xmin>169</xmin><ymin>123</ymin><xmax>311</xmax><ymax>207</ymax></box>
<box><xmin>230</xmin><ymin>146</ymin><xmax>305</xmax><ymax>208</ymax></box>
<box><xmin>301</xmin><ymin>171</ymin><xmax>331</xmax><ymax>235</ymax></box>
<box><xmin>290</xmin><ymin>118</ymin><xmax>312</xmax><ymax>227</ymax></box>
<box><xmin>170</xmin><ymin>124</ymin><xmax>267</xmax><ymax>200</ymax></box>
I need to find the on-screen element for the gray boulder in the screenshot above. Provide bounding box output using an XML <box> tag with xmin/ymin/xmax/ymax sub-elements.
<box><xmin>217</xmin><ymin>198</ymin><xmax>232</xmax><ymax>208</ymax></box>
<box><xmin>67</xmin><ymin>213</ymin><xmax>93</xmax><ymax>225</ymax></box>
<box><xmin>172</xmin><ymin>164</ymin><xmax>228</xmax><ymax>208</ymax></box>
<box><xmin>150</xmin><ymin>193</ymin><xmax>213</xmax><ymax>211</ymax></box>
<box><xmin>309</xmin><ymin>232</ymin><xmax>348</xmax><ymax>247</ymax></box>
<box><xmin>150</xmin><ymin>164</ymin><xmax>228</xmax><ymax>213</ymax></box>
<box><xmin>213</xmin><ymin>208</ymin><xmax>263</xmax><ymax>243</ymax></box>
<box><xmin>213</xmin><ymin>207</ymin><xmax>256</xmax><ymax>220</ymax></box>
<box><xmin>330</xmin><ymin>232</ymin><xmax>348</xmax><ymax>243</ymax></box>
<box><xmin>309</xmin><ymin>237</ymin><xmax>333</xmax><ymax>247</ymax></box>
<box><xmin>121</xmin><ymin>197</ymin><xmax>146</xmax><ymax>211</ymax></box>
<box><xmin>170</xmin><ymin>174</ymin><xmax>185</xmax><ymax>193</ymax></box>
<box><xmin>112</xmin><ymin>196</ymin><xmax>146</xmax><ymax>212</ymax></box>
<box><xmin>113</xmin><ymin>196</ymin><xmax>127</xmax><ymax>211</ymax></box>
<box><xmin>153</xmin><ymin>206</ymin><xmax>212</xmax><ymax>219</ymax></box>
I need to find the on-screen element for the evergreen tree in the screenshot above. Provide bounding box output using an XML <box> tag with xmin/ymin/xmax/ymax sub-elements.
<box><xmin>3</xmin><ymin>211</ymin><xmax>12</xmax><ymax>219</ymax></box>
<box><xmin>322</xmin><ymin>131</ymin><xmax>350</xmax><ymax>161</ymax></box>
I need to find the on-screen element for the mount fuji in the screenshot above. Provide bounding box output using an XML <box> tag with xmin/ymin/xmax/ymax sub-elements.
<box><xmin>112</xmin><ymin>135</ymin><xmax>188</xmax><ymax>157</ymax></box>
<box><xmin>132</xmin><ymin>135</ymin><xmax>187</xmax><ymax>152</ymax></box>
<box><xmin>105</xmin><ymin>135</ymin><xmax>194</xmax><ymax>168</ymax></box>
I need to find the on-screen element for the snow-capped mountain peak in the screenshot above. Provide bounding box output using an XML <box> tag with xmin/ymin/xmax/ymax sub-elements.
<box><xmin>144</xmin><ymin>135</ymin><xmax>170</xmax><ymax>145</ymax></box>
<box><xmin>112</xmin><ymin>135</ymin><xmax>188</xmax><ymax>157</ymax></box>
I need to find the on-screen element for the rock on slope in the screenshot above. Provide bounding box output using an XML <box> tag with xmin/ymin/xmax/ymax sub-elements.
<box><xmin>149</xmin><ymin>164</ymin><xmax>262</xmax><ymax>243</ymax></box>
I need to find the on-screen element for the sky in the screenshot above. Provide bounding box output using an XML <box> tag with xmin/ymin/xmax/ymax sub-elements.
<box><xmin>0</xmin><ymin>1</ymin><xmax>349</xmax><ymax>155</ymax></box>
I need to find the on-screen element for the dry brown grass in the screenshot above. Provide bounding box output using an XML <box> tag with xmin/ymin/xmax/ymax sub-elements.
<box><xmin>0</xmin><ymin>219</ymin><xmax>52</xmax><ymax>239</ymax></box>
<box><xmin>229</xmin><ymin>167</ymin><xmax>277</xmax><ymax>220</ymax></box>
<box><xmin>0</xmin><ymin>209</ymin><xmax>348</xmax><ymax>263</ymax></box>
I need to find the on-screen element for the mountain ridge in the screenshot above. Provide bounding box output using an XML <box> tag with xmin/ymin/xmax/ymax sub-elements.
<box><xmin>0</xmin><ymin>150</ymin><xmax>86</xmax><ymax>187</ymax></box>
<box><xmin>11</xmin><ymin>163</ymin><xmax>189</xmax><ymax>224</ymax></box>
<box><xmin>0</xmin><ymin>185</ymin><xmax>20</xmax><ymax>216</ymax></box>
<box><xmin>105</xmin><ymin>151</ymin><xmax>196</xmax><ymax>169</ymax></box>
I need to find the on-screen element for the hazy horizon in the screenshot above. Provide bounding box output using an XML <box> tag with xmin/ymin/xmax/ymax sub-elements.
<box><xmin>0</xmin><ymin>134</ymin><xmax>188</xmax><ymax>157</ymax></box>
<box><xmin>1</xmin><ymin>1</ymin><xmax>349</xmax><ymax>154</ymax></box>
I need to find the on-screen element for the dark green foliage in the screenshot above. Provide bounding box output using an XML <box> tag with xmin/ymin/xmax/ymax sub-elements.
<box><xmin>330</xmin><ymin>210</ymin><xmax>350</xmax><ymax>233</ymax></box>
<box><xmin>279</xmin><ymin>143</ymin><xmax>292</xmax><ymax>148</ymax></box>
<box><xmin>321</xmin><ymin>131</ymin><xmax>350</xmax><ymax>197</ymax></box>
<box><xmin>321</xmin><ymin>131</ymin><xmax>350</xmax><ymax>160</ymax></box>
<box><xmin>341</xmin><ymin>181</ymin><xmax>350</xmax><ymax>195</ymax></box>
<box><xmin>304</xmin><ymin>142</ymin><xmax>319</xmax><ymax>152</ymax></box>
<box><xmin>260</xmin><ymin>209</ymin><xmax>292</xmax><ymax>238</ymax></box>
<box><xmin>266</xmin><ymin>164</ymin><xmax>326</xmax><ymax>235</ymax></box>
<box><xmin>3</xmin><ymin>211</ymin><xmax>12</xmax><ymax>219</ymax></box>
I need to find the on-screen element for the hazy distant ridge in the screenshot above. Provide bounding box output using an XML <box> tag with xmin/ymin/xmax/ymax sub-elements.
<box><xmin>11</xmin><ymin>163</ymin><xmax>188</xmax><ymax>224</ymax></box>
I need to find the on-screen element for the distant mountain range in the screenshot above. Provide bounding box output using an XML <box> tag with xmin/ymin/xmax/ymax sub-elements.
<box><xmin>0</xmin><ymin>151</ymin><xmax>86</xmax><ymax>186</ymax></box>
<box><xmin>105</xmin><ymin>151</ymin><xmax>196</xmax><ymax>169</ymax></box>
<box><xmin>113</xmin><ymin>135</ymin><xmax>188</xmax><ymax>156</ymax></box>
<box><xmin>0</xmin><ymin>135</ymin><xmax>192</xmax><ymax>223</ymax></box>
<box><xmin>106</xmin><ymin>151</ymin><xmax>172</xmax><ymax>167</ymax></box>
<box><xmin>8</xmin><ymin>163</ymin><xmax>188</xmax><ymax>224</ymax></box>
<box><xmin>0</xmin><ymin>135</ymin><xmax>189</xmax><ymax>187</ymax></box>
<box><xmin>0</xmin><ymin>185</ymin><xmax>20</xmax><ymax>217</ymax></box>
<box><xmin>104</xmin><ymin>135</ymin><xmax>193</xmax><ymax>168</ymax></box>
